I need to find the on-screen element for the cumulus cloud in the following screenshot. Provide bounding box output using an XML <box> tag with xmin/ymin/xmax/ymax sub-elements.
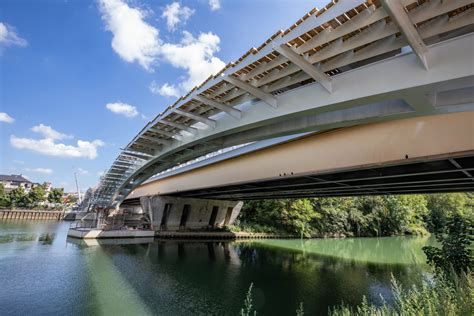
<box><xmin>10</xmin><ymin>125</ymin><xmax>104</xmax><ymax>159</ymax></box>
<box><xmin>162</xmin><ymin>2</ymin><xmax>194</xmax><ymax>31</ymax></box>
<box><xmin>105</xmin><ymin>102</ymin><xmax>139</xmax><ymax>118</ymax></box>
<box><xmin>31</xmin><ymin>124</ymin><xmax>72</xmax><ymax>140</ymax></box>
<box><xmin>149</xmin><ymin>81</ymin><xmax>180</xmax><ymax>98</ymax></box>
<box><xmin>25</xmin><ymin>167</ymin><xmax>53</xmax><ymax>175</ymax></box>
<box><xmin>0</xmin><ymin>112</ymin><xmax>14</xmax><ymax>123</ymax></box>
<box><xmin>0</xmin><ymin>22</ymin><xmax>27</xmax><ymax>48</ymax></box>
<box><xmin>98</xmin><ymin>0</ymin><xmax>161</xmax><ymax>71</ymax></box>
<box><xmin>209</xmin><ymin>0</ymin><xmax>221</xmax><ymax>11</ymax></box>
<box><xmin>98</xmin><ymin>0</ymin><xmax>225</xmax><ymax>94</ymax></box>
<box><xmin>11</xmin><ymin>136</ymin><xmax>105</xmax><ymax>159</ymax></box>
<box><xmin>161</xmin><ymin>31</ymin><xmax>225</xmax><ymax>90</ymax></box>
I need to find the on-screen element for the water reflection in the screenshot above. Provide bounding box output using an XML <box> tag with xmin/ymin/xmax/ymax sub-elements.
<box><xmin>100</xmin><ymin>239</ymin><xmax>428</xmax><ymax>315</ymax></box>
<box><xmin>0</xmin><ymin>221</ymin><xmax>432</xmax><ymax>316</ymax></box>
<box><xmin>38</xmin><ymin>233</ymin><xmax>55</xmax><ymax>244</ymax></box>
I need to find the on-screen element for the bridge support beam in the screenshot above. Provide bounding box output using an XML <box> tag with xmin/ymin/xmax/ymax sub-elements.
<box><xmin>139</xmin><ymin>196</ymin><xmax>243</xmax><ymax>232</ymax></box>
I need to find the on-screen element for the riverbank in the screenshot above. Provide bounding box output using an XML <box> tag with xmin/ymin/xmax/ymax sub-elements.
<box><xmin>0</xmin><ymin>209</ymin><xmax>66</xmax><ymax>220</ymax></box>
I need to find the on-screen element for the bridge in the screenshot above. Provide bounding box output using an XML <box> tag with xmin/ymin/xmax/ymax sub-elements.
<box><xmin>80</xmin><ymin>0</ymin><xmax>474</xmax><ymax>233</ymax></box>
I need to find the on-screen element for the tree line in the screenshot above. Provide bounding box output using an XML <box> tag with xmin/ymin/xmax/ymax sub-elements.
<box><xmin>235</xmin><ymin>193</ymin><xmax>474</xmax><ymax>237</ymax></box>
<box><xmin>0</xmin><ymin>183</ymin><xmax>70</xmax><ymax>209</ymax></box>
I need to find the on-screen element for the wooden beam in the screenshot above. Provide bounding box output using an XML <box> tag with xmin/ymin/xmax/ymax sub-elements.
<box><xmin>224</xmin><ymin>75</ymin><xmax>277</xmax><ymax>108</ymax></box>
<box><xmin>194</xmin><ymin>95</ymin><xmax>242</xmax><ymax>119</ymax></box>
<box><xmin>274</xmin><ymin>43</ymin><xmax>332</xmax><ymax>92</ymax></box>
<box><xmin>381</xmin><ymin>0</ymin><xmax>429</xmax><ymax>70</ymax></box>
<box><xmin>174</xmin><ymin>108</ymin><xmax>217</xmax><ymax>128</ymax></box>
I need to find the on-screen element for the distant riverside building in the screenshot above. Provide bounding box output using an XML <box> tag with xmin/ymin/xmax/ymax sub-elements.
<box><xmin>0</xmin><ymin>174</ymin><xmax>52</xmax><ymax>194</ymax></box>
<box><xmin>0</xmin><ymin>174</ymin><xmax>35</xmax><ymax>193</ymax></box>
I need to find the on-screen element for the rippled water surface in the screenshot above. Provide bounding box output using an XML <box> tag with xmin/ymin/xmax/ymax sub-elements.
<box><xmin>0</xmin><ymin>221</ymin><xmax>435</xmax><ymax>315</ymax></box>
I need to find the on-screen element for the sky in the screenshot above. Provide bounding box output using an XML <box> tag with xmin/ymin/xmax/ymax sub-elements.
<box><xmin>0</xmin><ymin>0</ymin><xmax>324</xmax><ymax>193</ymax></box>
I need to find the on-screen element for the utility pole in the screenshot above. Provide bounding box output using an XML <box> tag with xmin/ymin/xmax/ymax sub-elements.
<box><xmin>74</xmin><ymin>171</ymin><xmax>82</xmax><ymax>204</ymax></box>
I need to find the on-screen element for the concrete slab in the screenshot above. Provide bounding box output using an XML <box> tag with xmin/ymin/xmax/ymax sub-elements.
<box><xmin>67</xmin><ymin>228</ymin><xmax>154</xmax><ymax>239</ymax></box>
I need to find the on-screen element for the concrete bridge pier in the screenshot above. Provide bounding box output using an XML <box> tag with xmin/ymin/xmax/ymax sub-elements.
<box><xmin>139</xmin><ymin>196</ymin><xmax>243</xmax><ymax>232</ymax></box>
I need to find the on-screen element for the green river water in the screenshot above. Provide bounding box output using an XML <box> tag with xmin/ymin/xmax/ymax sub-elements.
<box><xmin>0</xmin><ymin>220</ymin><xmax>436</xmax><ymax>315</ymax></box>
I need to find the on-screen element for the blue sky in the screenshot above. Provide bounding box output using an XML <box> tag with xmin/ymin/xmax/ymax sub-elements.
<box><xmin>0</xmin><ymin>0</ymin><xmax>323</xmax><ymax>192</ymax></box>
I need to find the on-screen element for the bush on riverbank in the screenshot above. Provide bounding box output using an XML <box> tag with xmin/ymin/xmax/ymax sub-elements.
<box><xmin>329</xmin><ymin>270</ymin><xmax>473</xmax><ymax>316</ymax></box>
<box><xmin>0</xmin><ymin>183</ymin><xmax>67</xmax><ymax>210</ymax></box>
<box><xmin>235</xmin><ymin>193</ymin><xmax>473</xmax><ymax>237</ymax></box>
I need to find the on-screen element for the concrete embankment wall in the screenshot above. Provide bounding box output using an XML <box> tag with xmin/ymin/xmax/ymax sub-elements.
<box><xmin>0</xmin><ymin>210</ymin><xmax>66</xmax><ymax>221</ymax></box>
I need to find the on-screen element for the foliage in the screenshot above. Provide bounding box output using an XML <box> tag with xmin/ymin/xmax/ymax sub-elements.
<box><xmin>65</xmin><ymin>194</ymin><xmax>78</xmax><ymax>204</ymax></box>
<box><xmin>423</xmin><ymin>213</ymin><xmax>473</xmax><ymax>274</ymax></box>
<box><xmin>237</xmin><ymin>194</ymin><xmax>439</xmax><ymax>237</ymax></box>
<box><xmin>9</xmin><ymin>187</ymin><xmax>28</xmax><ymax>208</ymax></box>
<box><xmin>425</xmin><ymin>193</ymin><xmax>469</xmax><ymax>233</ymax></box>
<box><xmin>329</xmin><ymin>270</ymin><xmax>473</xmax><ymax>316</ymax></box>
<box><xmin>28</xmin><ymin>185</ymin><xmax>47</xmax><ymax>206</ymax></box>
<box><xmin>0</xmin><ymin>183</ymin><xmax>10</xmax><ymax>208</ymax></box>
<box><xmin>0</xmin><ymin>184</ymin><xmax>66</xmax><ymax>209</ymax></box>
<box><xmin>240</xmin><ymin>283</ymin><xmax>256</xmax><ymax>316</ymax></box>
<box><xmin>48</xmin><ymin>188</ymin><xmax>64</xmax><ymax>204</ymax></box>
<box><xmin>240</xmin><ymin>283</ymin><xmax>306</xmax><ymax>316</ymax></box>
<box><xmin>295</xmin><ymin>302</ymin><xmax>304</xmax><ymax>316</ymax></box>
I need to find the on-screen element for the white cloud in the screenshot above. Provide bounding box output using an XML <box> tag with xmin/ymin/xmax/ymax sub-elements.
<box><xmin>209</xmin><ymin>0</ymin><xmax>221</xmax><ymax>11</ymax></box>
<box><xmin>106</xmin><ymin>102</ymin><xmax>139</xmax><ymax>118</ymax></box>
<box><xmin>98</xmin><ymin>0</ymin><xmax>161</xmax><ymax>71</ymax></box>
<box><xmin>98</xmin><ymin>0</ymin><xmax>225</xmax><ymax>93</ymax></box>
<box><xmin>149</xmin><ymin>81</ymin><xmax>180</xmax><ymax>98</ymax></box>
<box><xmin>0</xmin><ymin>112</ymin><xmax>14</xmax><ymax>123</ymax></box>
<box><xmin>161</xmin><ymin>31</ymin><xmax>225</xmax><ymax>90</ymax></box>
<box><xmin>10</xmin><ymin>125</ymin><xmax>104</xmax><ymax>160</ymax></box>
<box><xmin>0</xmin><ymin>22</ymin><xmax>27</xmax><ymax>47</ymax></box>
<box><xmin>162</xmin><ymin>2</ymin><xmax>194</xmax><ymax>31</ymax></box>
<box><xmin>25</xmin><ymin>167</ymin><xmax>53</xmax><ymax>175</ymax></box>
<box><xmin>76</xmin><ymin>167</ymin><xmax>89</xmax><ymax>175</ymax></box>
<box><xmin>31</xmin><ymin>124</ymin><xmax>72</xmax><ymax>140</ymax></box>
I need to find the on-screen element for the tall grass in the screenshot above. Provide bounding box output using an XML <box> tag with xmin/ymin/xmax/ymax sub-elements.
<box><xmin>240</xmin><ymin>271</ymin><xmax>473</xmax><ymax>315</ymax></box>
<box><xmin>329</xmin><ymin>271</ymin><xmax>473</xmax><ymax>316</ymax></box>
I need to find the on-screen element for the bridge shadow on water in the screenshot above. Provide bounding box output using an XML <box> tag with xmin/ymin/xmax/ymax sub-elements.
<box><xmin>79</xmin><ymin>237</ymin><xmax>431</xmax><ymax>316</ymax></box>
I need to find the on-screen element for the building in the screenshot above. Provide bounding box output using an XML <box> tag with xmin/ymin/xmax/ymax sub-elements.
<box><xmin>0</xmin><ymin>174</ymin><xmax>36</xmax><ymax>193</ymax></box>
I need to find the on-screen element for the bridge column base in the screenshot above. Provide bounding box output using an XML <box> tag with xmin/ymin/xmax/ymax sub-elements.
<box><xmin>139</xmin><ymin>196</ymin><xmax>243</xmax><ymax>232</ymax></box>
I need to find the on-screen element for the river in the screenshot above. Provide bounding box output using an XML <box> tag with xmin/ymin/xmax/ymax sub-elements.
<box><xmin>0</xmin><ymin>220</ymin><xmax>436</xmax><ymax>315</ymax></box>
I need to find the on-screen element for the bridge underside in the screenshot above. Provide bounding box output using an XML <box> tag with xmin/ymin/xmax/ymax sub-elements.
<box><xmin>126</xmin><ymin>112</ymin><xmax>474</xmax><ymax>201</ymax></box>
<box><xmin>168</xmin><ymin>154</ymin><xmax>474</xmax><ymax>200</ymax></box>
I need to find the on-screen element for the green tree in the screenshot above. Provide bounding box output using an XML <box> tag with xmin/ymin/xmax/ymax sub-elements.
<box><xmin>423</xmin><ymin>213</ymin><xmax>473</xmax><ymax>274</ymax></box>
<box><xmin>28</xmin><ymin>185</ymin><xmax>47</xmax><ymax>207</ymax></box>
<box><xmin>0</xmin><ymin>183</ymin><xmax>11</xmax><ymax>208</ymax></box>
<box><xmin>426</xmin><ymin>193</ymin><xmax>467</xmax><ymax>233</ymax></box>
<box><xmin>48</xmin><ymin>188</ymin><xmax>64</xmax><ymax>203</ymax></box>
<box><xmin>280</xmin><ymin>199</ymin><xmax>318</xmax><ymax>237</ymax></box>
<box><xmin>9</xmin><ymin>187</ymin><xmax>28</xmax><ymax>208</ymax></box>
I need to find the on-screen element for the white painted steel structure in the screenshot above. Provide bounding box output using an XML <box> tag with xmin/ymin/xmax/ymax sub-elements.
<box><xmin>90</xmin><ymin>0</ymin><xmax>474</xmax><ymax>209</ymax></box>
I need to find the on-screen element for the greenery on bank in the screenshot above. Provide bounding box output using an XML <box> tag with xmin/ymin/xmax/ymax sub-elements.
<box><xmin>240</xmin><ymin>213</ymin><xmax>473</xmax><ymax>315</ymax></box>
<box><xmin>0</xmin><ymin>183</ymin><xmax>68</xmax><ymax>209</ymax></box>
<box><xmin>232</xmin><ymin>193</ymin><xmax>474</xmax><ymax>237</ymax></box>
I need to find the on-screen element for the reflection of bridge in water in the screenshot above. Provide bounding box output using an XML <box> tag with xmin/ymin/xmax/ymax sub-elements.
<box><xmin>75</xmin><ymin>0</ymin><xmax>474</xmax><ymax>236</ymax></box>
<box><xmin>66</xmin><ymin>237</ymin><xmax>431</xmax><ymax>314</ymax></box>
